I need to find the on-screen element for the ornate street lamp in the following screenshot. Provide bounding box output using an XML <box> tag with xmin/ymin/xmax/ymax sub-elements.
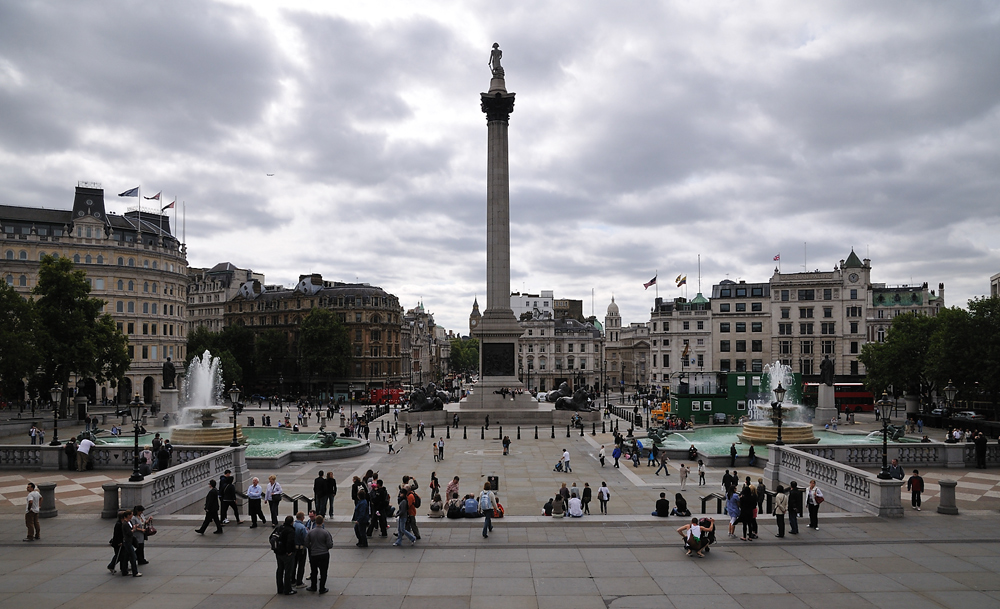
<box><xmin>876</xmin><ymin>392</ymin><xmax>893</xmax><ymax>479</ymax></box>
<box><xmin>943</xmin><ymin>380</ymin><xmax>957</xmax><ymax>419</ymax></box>
<box><xmin>48</xmin><ymin>385</ymin><xmax>63</xmax><ymax>446</ymax></box>
<box><xmin>771</xmin><ymin>382</ymin><xmax>787</xmax><ymax>446</ymax></box>
<box><xmin>128</xmin><ymin>393</ymin><xmax>144</xmax><ymax>482</ymax></box>
<box><xmin>349</xmin><ymin>383</ymin><xmax>355</xmax><ymax>421</ymax></box>
<box><xmin>228</xmin><ymin>385</ymin><xmax>241</xmax><ymax>447</ymax></box>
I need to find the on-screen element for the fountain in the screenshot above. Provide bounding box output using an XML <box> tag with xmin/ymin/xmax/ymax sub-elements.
<box><xmin>169</xmin><ymin>350</ymin><xmax>245</xmax><ymax>446</ymax></box>
<box><xmin>738</xmin><ymin>361</ymin><xmax>819</xmax><ymax>445</ymax></box>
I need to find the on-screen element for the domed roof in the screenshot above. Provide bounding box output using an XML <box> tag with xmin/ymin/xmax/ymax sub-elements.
<box><xmin>606</xmin><ymin>295</ymin><xmax>620</xmax><ymax>315</ymax></box>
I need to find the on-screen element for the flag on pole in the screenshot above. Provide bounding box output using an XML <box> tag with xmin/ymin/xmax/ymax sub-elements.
<box><xmin>773</xmin><ymin>254</ymin><xmax>780</xmax><ymax>261</ymax></box>
<box><xmin>676</xmin><ymin>275</ymin><xmax>687</xmax><ymax>287</ymax></box>
<box><xmin>161</xmin><ymin>199</ymin><xmax>175</xmax><ymax>211</ymax></box>
<box><xmin>643</xmin><ymin>275</ymin><xmax>657</xmax><ymax>289</ymax></box>
<box><xmin>118</xmin><ymin>187</ymin><xmax>139</xmax><ymax>197</ymax></box>
<box><xmin>144</xmin><ymin>191</ymin><xmax>161</xmax><ymax>200</ymax></box>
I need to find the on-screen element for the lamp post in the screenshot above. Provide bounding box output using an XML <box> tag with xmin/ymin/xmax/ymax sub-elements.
<box><xmin>349</xmin><ymin>383</ymin><xmax>355</xmax><ymax>421</ymax></box>
<box><xmin>128</xmin><ymin>393</ymin><xmax>144</xmax><ymax>482</ymax></box>
<box><xmin>943</xmin><ymin>380</ymin><xmax>957</xmax><ymax>419</ymax></box>
<box><xmin>229</xmin><ymin>385</ymin><xmax>241</xmax><ymax>447</ymax></box>
<box><xmin>876</xmin><ymin>392</ymin><xmax>893</xmax><ymax>479</ymax></box>
<box><xmin>771</xmin><ymin>382</ymin><xmax>787</xmax><ymax>446</ymax></box>
<box><xmin>48</xmin><ymin>385</ymin><xmax>62</xmax><ymax>446</ymax></box>
<box><xmin>278</xmin><ymin>374</ymin><xmax>283</xmax><ymax>410</ymax></box>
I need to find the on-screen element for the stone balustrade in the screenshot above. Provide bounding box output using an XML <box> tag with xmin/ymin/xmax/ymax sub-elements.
<box><xmin>118</xmin><ymin>445</ymin><xmax>247</xmax><ymax>516</ymax></box>
<box><xmin>0</xmin><ymin>444</ymin><xmax>223</xmax><ymax>470</ymax></box>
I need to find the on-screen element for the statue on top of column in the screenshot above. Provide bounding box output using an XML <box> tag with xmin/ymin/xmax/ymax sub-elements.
<box><xmin>488</xmin><ymin>43</ymin><xmax>504</xmax><ymax>78</ymax></box>
<box><xmin>820</xmin><ymin>355</ymin><xmax>834</xmax><ymax>387</ymax></box>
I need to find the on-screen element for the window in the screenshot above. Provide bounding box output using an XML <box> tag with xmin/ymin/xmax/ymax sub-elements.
<box><xmin>142</xmin><ymin>303</ymin><xmax>149</xmax><ymax>314</ymax></box>
<box><xmin>801</xmin><ymin>359</ymin><xmax>814</xmax><ymax>375</ymax></box>
<box><xmin>142</xmin><ymin>323</ymin><xmax>149</xmax><ymax>335</ymax></box>
<box><xmin>720</xmin><ymin>323</ymin><xmax>730</xmax><ymax>333</ymax></box>
<box><xmin>850</xmin><ymin>321</ymin><xmax>858</xmax><ymax>334</ymax></box>
<box><xmin>697</xmin><ymin>354</ymin><xmax>704</xmax><ymax>367</ymax></box>
<box><xmin>116</xmin><ymin>301</ymin><xmax>124</xmax><ymax>313</ymax></box>
<box><xmin>822</xmin><ymin>340</ymin><xmax>835</xmax><ymax>355</ymax></box>
<box><xmin>752</xmin><ymin>287</ymin><xmax>763</xmax><ymax>297</ymax></box>
<box><xmin>781</xmin><ymin>308</ymin><xmax>790</xmax><ymax>319</ymax></box>
<box><xmin>720</xmin><ymin>340</ymin><xmax>730</xmax><ymax>352</ymax></box>
<box><xmin>799</xmin><ymin>308</ymin><xmax>814</xmax><ymax>318</ymax></box>
<box><xmin>19</xmin><ymin>251</ymin><xmax>27</xmax><ymax>260</ymax></box>
<box><xmin>824</xmin><ymin>288</ymin><xmax>832</xmax><ymax>300</ymax></box>
<box><xmin>801</xmin><ymin>340</ymin><xmax>813</xmax><ymax>354</ymax></box>
<box><xmin>850</xmin><ymin>289</ymin><xmax>858</xmax><ymax>300</ymax></box>
<box><xmin>118</xmin><ymin>257</ymin><xmax>124</xmax><ymax>266</ymax></box>
<box><xmin>798</xmin><ymin>290</ymin><xmax>815</xmax><ymax>300</ymax></box>
<box><xmin>683</xmin><ymin>321</ymin><xmax>690</xmax><ymax>330</ymax></box>
<box><xmin>18</xmin><ymin>275</ymin><xmax>26</xmax><ymax>286</ymax></box>
<box><xmin>663</xmin><ymin>354</ymin><xmax>669</xmax><ymax>367</ymax></box>
<box><xmin>751</xmin><ymin>360</ymin><xmax>763</xmax><ymax>373</ymax></box>
<box><xmin>877</xmin><ymin>327</ymin><xmax>886</xmax><ymax>342</ymax></box>
<box><xmin>735</xmin><ymin>322</ymin><xmax>746</xmax><ymax>332</ymax></box>
<box><xmin>128</xmin><ymin>258</ymin><xmax>135</xmax><ymax>267</ymax></box>
<box><xmin>97</xmin><ymin>255</ymin><xmax>103</xmax><ymax>264</ymax></box>
<box><xmin>751</xmin><ymin>322</ymin><xmax>762</xmax><ymax>332</ymax></box>
<box><xmin>127</xmin><ymin>302</ymin><xmax>134</xmax><ymax>313</ymax></box>
<box><xmin>151</xmin><ymin>303</ymin><xmax>158</xmax><ymax>314</ymax></box>
<box><xmin>779</xmin><ymin>323</ymin><xmax>792</xmax><ymax>335</ymax></box>
<box><xmin>736</xmin><ymin>340</ymin><xmax>746</xmax><ymax>352</ymax></box>
<box><xmin>128</xmin><ymin>280</ymin><xmax>134</xmax><ymax>291</ymax></box>
<box><xmin>127</xmin><ymin>322</ymin><xmax>134</xmax><ymax>334</ymax></box>
<box><xmin>355</xmin><ymin>329</ymin><xmax>362</xmax><ymax>341</ymax></box>
<box><xmin>720</xmin><ymin>288</ymin><xmax>731</xmax><ymax>297</ymax></box>
<box><xmin>850</xmin><ymin>341</ymin><xmax>859</xmax><ymax>354</ymax></box>
<box><xmin>150</xmin><ymin>346</ymin><xmax>157</xmax><ymax>360</ymax></box>
<box><xmin>751</xmin><ymin>340</ymin><xmax>762</xmax><ymax>352</ymax></box>
<box><xmin>781</xmin><ymin>290</ymin><xmax>789</xmax><ymax>301</ymax></box>
<box><xmin>752</xmin><ymin>302</ymin><xmax>762</xmax><ymax>312</ymax></box>
<box><xmin>720</xmin><ymin>359</ymin><xmax>731</xmax><ymax>371</ymax></box>
<box><xmin>652</xmin><ymin>322</ymin><xmax>657</xmax><ymax>331</ymax></box>
<box><xmin>821</xmin><ymin>322</ymin><xmax>836</xmax><ymax>335</ymax></box>
<box><xmin>74</xmin><ymin>254</ymin><xmax>81</xmax><ymax>263</ymax></box>
<box><xmin>719</xmin><ymin>303</ymin><xmax>730</xmax><ymax>312</ymax></box>
<box><xmin>142</xmin><ymin>345</ymin><xmax>148</xmax><ymax>359</ymax></box>
<box><xmin>736</xmin><ymin>288</ymin><xmax>747</xmax><ymax>297</ymax></box>
<box><xmin>152</xmin><ymin>283</ymin><xmax>157</xmax><ymax>294</ymax></box>
<box><xmin>847</xmin><ymin>306</ymin><xmax>863</xmax><ymax>317</ymax></box>
<box><xmin>736</xmin><ymin>303</ymin><xmax>746</xmax><ymax>312</ymax></box>
<box><xmin>851</xmin><ymin>360</ymin><xmax>859</xmax><ymax>375</ymax></box>
<box><xmin>697</xmin><ymin>321</ymin><xmax>704</xmax><ymax>330</ymax></box>
<box><xmin>567</xmin><ymin>343</ymin><xmax>573</xmax><ymax>352</ymax></box>
<box><xmin>800</xmin><ymin>323</ymin><xmax>814</xmax><ymax>334</ymax></box>
<box><xmin>779</xmin><ymin>340</ymin><xmax>792</xmax><ymax>355</ymax></box>
<box><xmin>735</xmin><ymin>360</ymin><xmax>747</xmax><ymax>372</ymax></box>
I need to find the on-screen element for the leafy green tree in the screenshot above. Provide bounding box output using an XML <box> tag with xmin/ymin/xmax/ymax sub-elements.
<box><xmin>967</xmin><ymin>297</ymin><xmax>1000</xmax><ymax>407</ymax></box>
<box><xmin>859</xmin><ymin>312</ymin><xmax>937</xmax><ymax>398</ymax></box>
<box><xmin>255</xmin><ymin>329</ymin><xmax>289</xmax><ymax>381</ymax></box>
<box><xmin>32</xmin><ymin>255</ymin><xmax>129</xmax><ymax>414</ymax></box>
<box><xmin>299</xmin><ymin>309</ymin><xmax>352</xmax><ymax>389</ymax></box>
<box><xmin>218</xmin><ymin>325</ymin><xmax>256</xmax><ymax>387</ymax></box>
<box><xmin>0</xmin><ymin>282</ymin><xmax>39</xmax><ymax>403</ymax></box>
<box><xmin>450</xmin><ymin>337</ymin><xmax>479</xmax><ymax>373</ymax></box>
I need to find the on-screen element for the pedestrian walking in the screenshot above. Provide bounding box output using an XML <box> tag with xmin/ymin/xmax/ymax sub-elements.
<box><xmin>480</xmin><ymin>483</ymin><xmax>497</xmax><ymax>538</ymax></box>
<box><xmin>219</xmin><ymin>470</ymin><xmax>243</xmax><ymax>525</ymax></box>
<box><xmin>119</xmin><ymin>509</ymin><xmax>141</xmax><ymax>576</ymax></box>
<box><xmin>272</xmin><ymin>515</ymin><xmax>297</xmax><ymax>595</ymax></box>
<box><xmin>788</xmin><ymin>480</ymin><xmax>801</xmax><ymax>534</ymax></box>
<box><xmin>599</xmin><ymin>445</ymin><xmax>606</xmax><ymax>467</ymax></box>
<box><xmin>246</xmin><ymin>477</ymin><xmax>267</xmax><ymax>528</ymax></box>
<box><xmin>366</xmin><ymin>479</ymin><xmax>389</xmax><ymax>538</ymax></box>
<box><xmin>325</xmin><ymin>471</ymin><xmax>337</xmax><ymax>517</ymax></box>
<box><xmin>805</xmin><ymin>479</ymin><xmax>823</xmax><ymax>530</ymax></box>
<box><xmin>598</xmin><ymin>482</ymin><xmax>610</xmax><ymax>514</ymax></box>
<box><xmin>306</xmin><ymin>515</ymin><xmax>333</xmax><ymax>594</ymax></box>
<box><xmin>131</xmin><ymin>505</ymin><xmax>151</xmax><ymax>565</ymax></box>
<box><xmin>655</xmin><ymin>453</ymin><xmax>671</xmax><ymax>476</ymax></box>
<box><xmin>679</xmin><ymin>463</ymin><xmax>689</xmax><ymax>490</ymax></box>
<box><xmin>353</xmin><ymin>490</ymin><xmax>369</xmax><ymax>547</ymax></box>
<box><xmin>195</xmin><ymin>479</ymin><xmax>223</xmax><ymax>535</ymax></box>
<box><xmin>107</xmin><ymin>511</ymin><xmax>124</xmax><ymax>574</ymax></box>
<box><xmin>266</xmin><ymin>475</ymin><xmax>283</xmax><ymax>526</ymax></box>
<box><xmin>698</xmin><ymin>460</ymin><xmax>706</xmax><ymax>486</ymax></box>
<box><xmin>392</xmin><ymin>487</ymin><xmax>417</xmax><ymax>546</ymax></box>
<box><xmin>773</xmin><ymin>485</ymin><xmax>788</xmax><ymax>537</ymax></box>
<box><xmin>293</xmin><ymin>512</ymin><xmax>309</xmax><ymax>587</ymax></box>
<box><xmin>23</xmin><ymin>482</ymin><xmax>41</xmax><ymax>541</ymax></box>
<box><xmin>582</xmin><ymin>482</ymin><xmax>592</xmax><ymax>515</ymax></box>
<box><xmin>612</xmin><ymin>445</ymin><xmax>621</xmax><ymax>468</ymax></box>
<box><xmin>562</xmin><ymin>448</ymin><xmax>572</xmax><ymax>472</ymax></box>
<box><xmin>907</xmin><ymin>469</ymin><xmax>924</xmax><ymax>511</ymax></box>
<box><xmin>730</xmin><ymin>443</ymin><xmax>737</xmax><ymax>467</ymax></box>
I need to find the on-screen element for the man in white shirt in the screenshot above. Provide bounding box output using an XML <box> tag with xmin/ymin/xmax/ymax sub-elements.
<box><xmin>77</xmin><ymin>437</ymin><xmax>95</xmax><ymax>471</ymax></box>
<box><xmin>562</xmin><ymin>449</ymin><xmax>572</xmax><ymax>473</ymax></box>
<box><xmin>24</xmin><ymin>483</ymin><xmax>41</xmax><ymax>541</ymax></box>
<box><xmin>567</xmin><ymin>496</ymin><xmax>584</xmax><ymax>518</ymax></box>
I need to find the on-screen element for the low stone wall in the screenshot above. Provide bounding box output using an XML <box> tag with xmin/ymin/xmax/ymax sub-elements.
<box><xmin>0</xmin><ymin>443</ymin><xmax>224</xmax><ymax>470</ymax></box>
<box><xmin>796</xmin><ymin>442</ymin><xmax>966</xmax><ymax>469</ymax></box>
<box><xmin>764</xmin><ymin>444</ymin><xmax>903</xmax><ymax>517</ymax></box>
<box><xmin>118</xmin><ymin>445</ymin><xmax>249</xmax><ymax>516</ymax></box>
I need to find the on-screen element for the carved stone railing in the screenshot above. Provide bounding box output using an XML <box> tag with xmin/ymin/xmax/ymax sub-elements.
<box><xmin>0</xmin><ymin>444</ymin><xmax>224</xmax><ymax>470</ymax></box>
<box><xmin>118</xmin><ymin>445</ymin><xmax>247</xmax><ymax>516</ymax></box>
<box><xmin>794</xmin><ymin>441</ymin><xmax>966</xmax><ymax>469</ymax></box>
<box><xmin>765</xmin><ymin>444</ymin><xmax>903</xmax><ymax>518</ymax></box>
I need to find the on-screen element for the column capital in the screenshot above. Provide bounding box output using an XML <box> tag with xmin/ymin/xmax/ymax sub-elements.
<box><xmin>481</xmin><ymin>91</ymin><xmax>516</xmax><ymax>123</ymax></box>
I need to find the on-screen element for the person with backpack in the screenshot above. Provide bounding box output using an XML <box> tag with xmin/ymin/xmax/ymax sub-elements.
<box><xmin>353</xmin><ymin>489</ymin><xmax>370</xmax><ymax>547</ymax></box>
<box><xmin>480</xmin><ymin>483</ymin><xmax>498</xmax><ymax>538</ymax></box>
<box><xmin>392</xmin><ymin>486</ymin><xmax>416</xmax><ymax>546</ymax></box>
<box><xmin>271</xmin><ymin>515</ymin><xmax>297</xmax><ymax>595</ymax></box>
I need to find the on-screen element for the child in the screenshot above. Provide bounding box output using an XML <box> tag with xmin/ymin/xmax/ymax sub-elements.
<box><xmin>906</xmin><ymin>469</ymin><xmax>924</xmax><ymax>511</ymax></box>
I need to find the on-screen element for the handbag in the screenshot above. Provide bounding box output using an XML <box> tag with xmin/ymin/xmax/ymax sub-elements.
<box><xmin>145</xmin><ymin>524</ymin><xmax>157</xmax><ymax>537</ymax></box>
<box><xmin>815</xmin><ymin>495</ymin><xmax>824</xmax><ymax>505</ymax></box>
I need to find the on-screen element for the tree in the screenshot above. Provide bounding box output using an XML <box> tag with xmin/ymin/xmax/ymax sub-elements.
<box><xmin>185</xmin><ymin>325</ymin><xmax>246</xmax><ymax>388</ymax></box>
<box><xmin>0</xmin><ymin>282</ymin><xmax>39</xmax><ymax>404</ymax></box>
<box><xmin>255</xmin><ymin>329</ymin><xmax>289</xmax><ymax>382</ymax></box>
<box><xmin>32</xmin><ymin>255</ymin><xmax>130</xmax><ymax>415</ymax></box>
<box><xmin>450</xmin><ymin>337</ymin><xmax>479</xmax><ymax>373</ymax></box>
<box><xmin>299</xmin><ymin>309</ymin><xmax>352</xmax><ymax>393</ymax></box>
<box><xmin>859</xmin><ymin>312</ymin><xmax>937</xmax><ymax>399</ymax></box>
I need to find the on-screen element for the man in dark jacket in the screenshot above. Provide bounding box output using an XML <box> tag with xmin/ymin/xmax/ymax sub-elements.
<box><xmin>313</xmin><ymin>470</ymin><xmax>328</xmax><ymax>516</ymax></box>
<box><xmin>274</xmin><ymin>515</ymin><xmax>297</xmax><ymax>595</ymax></box>
<box><xmin>352</xmin><ymin>489</ymin><xmax>370</xmax><ymax>547</ymax></box>
<box><xmin>325</xmin><ymin>472</ymin><xmax>337</xmax><ymax>517</ymax></box>
<box><xmin>366</xmin><ymin>479</ymin><xmax>389</xmax><ymax>538</ymax></box>
<box><xmin>220</xmin><ymin>471</ymin><xmax>243</xmax><ymax>525</ymax></box>
<box><xmin>195</xmin><ymin>479</ymin><xmax>223</xmax><ymax>534</ymax></box>
<box><xmin>652</xmin><ymin>492</ymin><xmax>670</xmax><ymax>517</ymax></box>
<box><xmin>107</xmin><ymin>512</ymin><xmax>124</xmax><ymax>574</ymax></box>
<box><xmin>787</xmin><ymin>480</ymin><xmax>802</xmax><ymax>534</ymax></box>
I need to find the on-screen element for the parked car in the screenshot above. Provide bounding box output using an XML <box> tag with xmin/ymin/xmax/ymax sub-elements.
<box><xmin>953</xmin><ymin>411</ymin><xmax>984</xmax><ymax>420</ymax></box>
<box><xmin>930</xmin><ymin>408</ymin><xmax>945</xmax><ymax>416</ymax></box>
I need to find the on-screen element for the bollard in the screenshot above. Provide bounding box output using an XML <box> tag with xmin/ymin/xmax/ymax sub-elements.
<box><xmin>481</xmin><ymin>426</ymin><xmax>485</xmax><ymax>440</ymax></box>
<box><xmin>37</xmin><ymin>481</ymin><xmax>58</xmax><ymax>518</ymax></box>
<box><xmin>446</xmin><ymin>426</ymin><xmax>450</xmax><ymax>439</ymax></box>
<box><xmin>517</xmin><ymin>426</ymin><xmax>521</xmax><ymax>440</ymax></box>
<box><xmin>937</xmin><ymin>480</ymin><xmax>959</xmax><ymax>515</ymax></box>
<box><xmin>101</xmin><ymin>482</ymin><xmax>120</xmax><ymax>519</ymax></box>
<box><xmin>498</xmin><ymin>426</ymin><xmax>503</xmax><ymax>441</ymax></box>
<box><xmin>534</xmin><ymin>426</ymin><xmax>538</xmax><ymax>440</ymax></box>
<box><xmin>592</xmin><ymin>422</ymin><xmax>596</xmax><ymax>435</ymax></box>
<box><xmin>464</xmin><ymin>426</ymin><xmax>467</xmax><ymax>439</ymax></box>
<box><xmin>430</xmin><ymin>426</ymin><xmax>435</xmax><ymax>438</ymax></box>
<box><xmin>580</xmin><ymin>424</ymin><xmax>584</xmax><ymax>437</ymax></box>
<box><xmin>551</xmin><ymin>425</ymin><xmax>555</xmax><ymax>439</ymax></box>
<box><xmin>615</xmin><ymin>420</ymin><xmax>619</xmax><ymax>432</ymax></box>
<box><xmin>602</xmin><ymin>421</ymin><xmax>606</xmax><ymax>434</ymax></box>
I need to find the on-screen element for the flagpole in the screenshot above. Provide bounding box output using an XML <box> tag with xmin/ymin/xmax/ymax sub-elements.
<box><xmin>654</xmin><ymin>270</ymin><xmax>658</xmax><ymax>300</ymax></box>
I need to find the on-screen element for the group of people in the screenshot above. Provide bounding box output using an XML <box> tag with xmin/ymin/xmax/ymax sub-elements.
<box><xmin>107</xmin><ymin>505</ymin><xmax>151</xmax><ymax>577</ymax></box>
<box><xmin>542</xmin><ymin>481</ymin><xmax>611</xmax><ymax>517</ymax></box>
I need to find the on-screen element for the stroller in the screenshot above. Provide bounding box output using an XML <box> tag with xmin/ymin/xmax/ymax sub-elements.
<box><xmin>553</xmin><ymin>461</ymin><xmax>565</xmax><ymax>472</ymax></box>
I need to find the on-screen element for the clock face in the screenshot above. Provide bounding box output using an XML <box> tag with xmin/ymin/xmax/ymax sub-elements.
<box><xmin>849</xmin><ymin>273</ymin><xmax>859</xmax><ymax>283</ymax></box>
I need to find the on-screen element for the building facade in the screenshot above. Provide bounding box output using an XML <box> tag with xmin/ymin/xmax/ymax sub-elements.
<box><xmin>187</xmin><ymin>262</ymin><xmax>262</xmax><ymax>332</ymax></box>
<box><xmin>510</xmin><ymin>290</ymin><xmax>554</xmax><ymax>321</ymax></box>
<box><xmin>404</xmin><ymin>302</ymin><xmax>451</xmax><ymax>386</ymax></box>
<box><xmin>518</xmin><ymin>317</ymin><xmax>603</xmax><ymax>394</ymax></box>
<box><xmin>223</xmin><ymin>274</ymin><xmax>403</xmax><ymax>397</ymax></box>
<box><xmin>1</xmin><ymin>183</ymin><xmax>188</xmax><ymax>407</ymax></box>
<box><xmin>648</xmin><ymin>294</ymin><xmax>713</xmax><ymax>393</ymax></box>
<box><xmin>867</xmin><ymin>282</ymin><xmax>945</xmax><ymax>344</ymax></box>
<box><xmin>711</xmin><ymin>280</ymin><xmax>770</xmax><ymax>374</ymax></box>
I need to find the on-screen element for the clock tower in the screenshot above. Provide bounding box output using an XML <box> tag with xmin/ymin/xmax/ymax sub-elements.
<box><xmin>469</xmin><ymin>297</ymin><xmax>482</xmax><ymax>335</ymax></box>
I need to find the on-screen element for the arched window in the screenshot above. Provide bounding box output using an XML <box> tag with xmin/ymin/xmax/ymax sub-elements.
<box><xmin>371</xmin><ymin>313</ymin><xmax>382</xmax><ymax>323</ymax></box>
<box><xmin>117</xmin><ymin>279</ymin><xmax>124</xmax><ymax>290</ymax></box>
<box><xmin>73</xmin><ymin>254</ymin><xmax>81</xmax><ymax>263</ymax></box>
<box><xmin>118</xmin><ymin>257</ymin><xmax>124</xmax><ymax>266</ymax></box>
<box><xmin>18</xmin><ymin>275</ymin><xmax>26</xmax><ymax>287</ymax></box>
<box><xmin>85</xmin><ymin>255</ymin><xmax>92</xmax><ymax>264</ymax></box>
<box><xmin>116</xmin><ymin>301</ymin><xmax>124</xmax><ymax>313</ymax></box>
<box><xmin>143</xmin><ymin>260</ymin><xmax>149</xmax><ymax>268</ymax></box>
<box><xmin>152</xmin><ymin>283</ymin><xmax>157</xmax><ymax>294</ymax></box>
<box><xmin>19</xmin><ymin>251</ymin><xmax>27</xmax><ymax>260</ymax></box>
<box><xmin>97</xmin><ymin>255</ymin><xmax>103</xmax><ymax>264</ymax></box>
<box><xmin>38</xmin><ymin>251</ymin><xmax>45</xmax><ymax>259</ymax></box>
<box><xmin>152</xmin><ymin>303</ymin><xmax>158</xmax><ymax>314</ymax></box>
<box><xmin>128</xmin><ymin>281</ymin><xmax>134</xmax><ymax>291</ymax></box>
<box><xmin>143</xmin><ymin>282</ymin><xmax>149</xmax><ymax>293</ymax></box>
<box><xmin>152</xmin><ymin>261</ymin><xmax>157</xmax><ymax>269</ymax></box>
<box><xmin>128</xmin><ymin>258</ymin><xmax>135</xmax><ymax>267</ymax></box>
<box><xmin>4</xmin><ymin>250</ymin><xmax>12</xmax><ymax>260</ymax></box>
<box><xmin>143</xmin><ymin>303</ymin><xmax>149</xmax><ymax>314</ymax></box>
<box><xmin>127</xmin><ymin>302</ymin><xmax>135</xmax><ymax>313</ymax></box>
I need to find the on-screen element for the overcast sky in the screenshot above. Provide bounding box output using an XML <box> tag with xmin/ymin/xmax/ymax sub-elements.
<box><xmin>2</xmin><ymin>1</ymin><xmax>998</xmax><ymax>332</ymax></box>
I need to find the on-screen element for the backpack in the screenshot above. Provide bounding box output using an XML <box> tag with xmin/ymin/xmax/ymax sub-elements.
<box><xmin>480</xmin><ymin>491</ymin><xmax>492</xmax><ymax>512</ymax></box>
<box><xmin>269</xmin><ymin>525</ymin><xmax>286</xmax><ymax>554</ymax></box>
<box><xmin>410</xmin><ymin>491</ymin><xmax>421</xmax><ymax>508</ymax></box>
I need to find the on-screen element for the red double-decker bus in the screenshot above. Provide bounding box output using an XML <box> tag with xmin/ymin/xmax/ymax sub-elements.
<box><xmin>802</xmin><ymin>382</ymin><xmax>875</xmax><ymax>412</ymax></box>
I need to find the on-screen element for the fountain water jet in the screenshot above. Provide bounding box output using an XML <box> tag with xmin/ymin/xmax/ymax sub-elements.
<box><xmin>170</xmin><ymin>350</ymin><xmax>245</xmax><ymax>445</ymax></box>
<box><xmin>737</xmin><ymin>361</ymin><xmax>818</xmax><ymax>445</ymax></box>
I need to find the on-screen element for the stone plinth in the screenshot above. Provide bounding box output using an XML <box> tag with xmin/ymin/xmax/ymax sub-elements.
<box><xmin>814</xmin><ymin>384</ymin><xmax>837</xmax><ymax>427</ymax></box>
<box><xmin>160</xmin><ymin>389</ymin><xmax>180</xmax><ymax>424</ymax></box>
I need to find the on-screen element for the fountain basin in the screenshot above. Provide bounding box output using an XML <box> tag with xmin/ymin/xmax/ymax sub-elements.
<box><xmin>738</xmin><ymin>421</ymin><xmax>819</xmax><ymax>445</ymax></box>
<box><xmin>170</xmin><ymin>423</ymin><xmax>245</xmax><ymax>446</ymax></box>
